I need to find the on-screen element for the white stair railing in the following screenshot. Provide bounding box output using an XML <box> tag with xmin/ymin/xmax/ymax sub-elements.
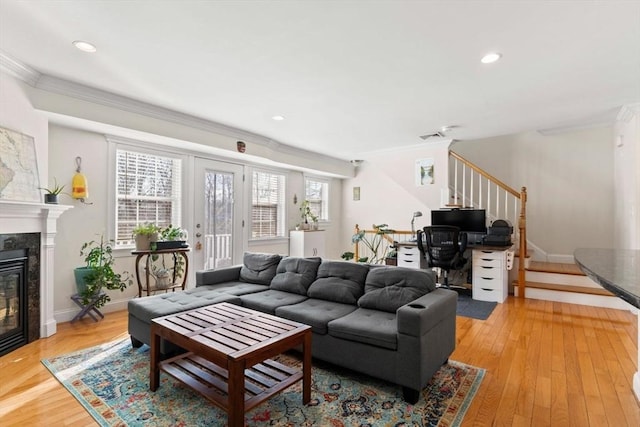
<box><xmin>449</xmin><ymin>151</ymin><xmax>528</xmax><ymax>296</ymax></box>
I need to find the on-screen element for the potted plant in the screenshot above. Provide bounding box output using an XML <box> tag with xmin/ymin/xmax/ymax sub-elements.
<box><xmin>74</xmin><ymin>235</ymin><xmax>132</xmax><ymax>308</ymax></box>
<box><xmin>39</xmin><ymin>178</ymin><xmax>65</xmax><ymax>204</ymax></box>
<box><xmin>341</xmin><ymin>224</ymin><xmax>395</xmax><ymax>264</ymax></box>
<box><xmin>154</xmin><ymin>225</ymin><xmax>188</xmax><ymax>250</ymax></box>
<box><xmin>132</xmin><ymin>223</ymin><xmax>161</xmax><ymax>251</ymax></box>
<box><xmin>299</xmin><ymin>200</ymin><xmax>319</xmax><ymax>230</ymax></box>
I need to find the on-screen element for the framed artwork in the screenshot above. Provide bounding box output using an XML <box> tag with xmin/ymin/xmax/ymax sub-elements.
<box><xmin>415</xmin><ymin>158</ymin><xmax>434</xmax><ymax>186</ymax></box>
<box><xmin>353</xmin><ymin>186</ymin><xmax>360</xmax><ymax>201</ymax></box>
<box><xmin>0</xmin><ymin>126</ymin><xmax>41</xmax><ymax>202</ymax></box>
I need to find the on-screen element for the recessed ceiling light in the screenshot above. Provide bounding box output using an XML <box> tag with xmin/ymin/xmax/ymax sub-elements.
<box><xmin>481</xmin><ymin>52</ymin><xmax>501</xmax><ymax>64</ymax></box>
<box><xmin>271</xmin><ymin>115</ymin><xmax>285</xmax><ymax>121</ymax></box>
<box><xmin>73</xmin><ymin>40</ymin><xmax>97</xmax><ymax>53</ymax></box>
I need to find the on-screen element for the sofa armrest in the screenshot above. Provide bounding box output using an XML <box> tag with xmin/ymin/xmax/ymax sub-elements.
<box><xmin>195</xmin><ymin>265</ymin><xmax>242</xmax><ymax>287</ymax></box>
<box><xmin>396</xmin><ymin>288</ymin><xmax>457</xmax><ymax>337</ymax></box>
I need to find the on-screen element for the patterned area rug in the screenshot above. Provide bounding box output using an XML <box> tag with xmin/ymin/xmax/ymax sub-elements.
<box><xmin>42</xmin><ymin>339</ymin><xmax>484</xmax><ymax>426</ymax></box>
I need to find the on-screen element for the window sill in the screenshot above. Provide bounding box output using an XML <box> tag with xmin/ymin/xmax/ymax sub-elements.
<box><xmin>248</xmin><ymin>237</ymin><xmax>289</xmax><ymax>245</ymax></box>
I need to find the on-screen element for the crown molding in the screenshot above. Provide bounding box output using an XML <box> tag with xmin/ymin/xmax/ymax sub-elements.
<box><xmin>0</xmin><ymin>50</ymin><xmax>41</xmax><ymax>86</ymax></box>
<box><xmin>364</xmin><ymin>138</ymin><xmax>454</xmax><ymax>158</ymax></box>
<box><xmin>1</xmin><ymin>51</ymin><xmax>349</xmax><ymax>169</ymax></box>
<box><xmin>34</xmin><ymin>74</ymin><xmax>274</xmax><ymax>145</ymax></box>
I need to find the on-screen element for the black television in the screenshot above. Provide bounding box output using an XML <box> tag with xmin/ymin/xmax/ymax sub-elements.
<box><xmin>431</xmin><ymin>209</ymin><xmax>487</xmax><ymax>233</ymax></box>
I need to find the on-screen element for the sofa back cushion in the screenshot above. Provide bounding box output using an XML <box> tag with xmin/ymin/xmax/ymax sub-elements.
<box><xmin>239</xmin><ymin>252</ymin><xmax>282</xmax><ymax>285</ymax></box>
<box><xmin>357</xmin><ymin>267</ymin><xmax>436</xmax><ymax>313</ymax></box>
<box><xmin>270</xmin><ymin>257</ymin><xmax>322</xmax><ymax>295</ymax></box>
<box><xmin>307</xmin><ymin>261</ymin><xmax>369</xmax><ymax>304</ymax></box>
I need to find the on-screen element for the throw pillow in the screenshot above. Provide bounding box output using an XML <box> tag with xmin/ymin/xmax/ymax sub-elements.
<box><xmin>270</xmin><ymin>257</ymin><xmax>322</xmax><ymax>295</ymax></box>
<box><xmin>357</xmin><ymin>267</ymin><xmax>436</xmax><ymax>313</ymax></box>
<box><xmin>307</xmin><ymin>261</ymin><xmax>369</xmax><ymax>304</ymax></box>
<box><xmin>239</xmin><ymin>252</ymin><xmax>282</xmax><ymax>285</ymax></box>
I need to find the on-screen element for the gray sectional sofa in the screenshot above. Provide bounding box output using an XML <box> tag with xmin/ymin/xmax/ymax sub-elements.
<box><xmin>128</xmin><ymin>252</ymin><xmax>457</xmax><ymax>403</ymax></box>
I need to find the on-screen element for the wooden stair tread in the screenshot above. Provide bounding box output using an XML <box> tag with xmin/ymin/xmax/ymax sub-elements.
<box><xmin>527</xmin><ymin>261</ymin><xmax>584</xmax><ymax>276</ymax></box>
<box><xmin>513</xmin><ymin>280</ymin><xmax>613</xmax><ymax>296</ymax></box>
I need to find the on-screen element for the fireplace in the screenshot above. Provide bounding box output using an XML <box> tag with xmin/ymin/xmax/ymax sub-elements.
<box><xmin>0</xmin><ymin>201</ymin><xmax>71</xmax><ymax>348</ymax></box>
<box><xmin>0</xmin><ymin>234</ymin><xmax>40</xmax><ymax>356</ymax></box>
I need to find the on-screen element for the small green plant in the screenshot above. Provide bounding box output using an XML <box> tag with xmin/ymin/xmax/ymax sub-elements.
<box><xmin>299</xmin><ymin>200</ymin><xmax>318</xmax><ymax>224</ymax></box>
<box><xmin>159</xmin><ymin>225</ymin><xmax>187</xmax><ymax>241</ymax></box>
<box><xmin>132</xmin><ymin>223</ymin><xmax>161</xmax><ymax>237</ymax></box>
<box><xmin>39</xmin><ymin>178</ymin><xmax>65</xmax><ymax>195</ymax></box>
<box><xmin>78</xmin><ymin>235</ymin><xmax>132</xmax><ymax>308</ymax></box>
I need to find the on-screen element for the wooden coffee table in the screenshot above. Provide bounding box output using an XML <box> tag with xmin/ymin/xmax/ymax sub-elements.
<box><xmin>150</xmin><ymin>302</ymin><xmax>312</xmax><ymax>427</ymax></box>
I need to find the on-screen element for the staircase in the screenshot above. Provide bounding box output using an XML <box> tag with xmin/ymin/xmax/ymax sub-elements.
<box><xmin>449</xmin><ymin>151</ymin><xmax>632</xmax><ymax>311</ymax></box>
<box><xmin>512</xmin><ymin>260</ymin><xmax>632</xmax><ymax>310</ymax></box>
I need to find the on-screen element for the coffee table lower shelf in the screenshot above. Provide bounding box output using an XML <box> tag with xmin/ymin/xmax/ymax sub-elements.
<box><xmin>160</xmin><ymin>352</ymin><xmax>303</xmax><ymax>412</ymax></box>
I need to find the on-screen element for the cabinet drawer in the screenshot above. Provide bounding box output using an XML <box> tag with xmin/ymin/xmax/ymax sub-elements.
<box><xmin>473</xmin><ymin>265</ymin><xmax>502</xmax><ymax>280</ymax></box>
<box><xmin>473</xmin><ymin>287</ymin><xmax>507</xmax><ymax>303</ymax></box>
<box><xmin>473</xmin><ymin>275</ymin><xmax>502</xmax><ymax>290</ymax></box>
<box><xmin>473</xmin><ymin>250</ymin><xmax>504</xmax><ymax>262</ymax></box>
<box><xmin>398</xmin><ymin>258</ymin><xmax>420</xmax><ymax>269</ymax></box>
<box><xmin>474</xmin><ymin>258</ymin><xmax>503</xmax><ymax>270</ymax></box>
<box><xmin>398</xmin><ymin>246</ymin><xmax>420</xmax><ymax>256</ymax></box>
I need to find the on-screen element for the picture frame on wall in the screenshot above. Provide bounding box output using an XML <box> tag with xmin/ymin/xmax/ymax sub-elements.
<box><xmin>0</xmin><ymin>126</ymin><xmax>41</xmax><ymax>202</ymax></box>
<box><xmin>353</xmin><ymin>186</ymin><xmax>360</xmax><ymax>201</ymax></box>
<box><xmin>415</xmin><ymin>158</ymin><xmax>434</xmax><ymax>186</ymax></box>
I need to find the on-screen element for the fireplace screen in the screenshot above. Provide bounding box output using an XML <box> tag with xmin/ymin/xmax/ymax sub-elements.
<box><xmin>0</xmin><ymin>249</ymin><xmax>27</xmax><ymax>356</ymax></box>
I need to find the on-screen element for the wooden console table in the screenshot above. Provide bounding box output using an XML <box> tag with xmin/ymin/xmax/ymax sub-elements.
<box><xmin>131</xmin><ymin>247</ymin><xmax>190</xmax><ymax>297</ymax></box>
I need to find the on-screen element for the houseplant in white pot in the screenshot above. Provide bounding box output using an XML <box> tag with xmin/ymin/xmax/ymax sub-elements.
<box><xmin>299</xmin><ymin>200</ymin><xmax>319</xmax><ymax>230</ymax></box>
<box><xmin>74</xmin><ymin>235</ymin><xmax>132</xmax><ymax>308</ymax></box>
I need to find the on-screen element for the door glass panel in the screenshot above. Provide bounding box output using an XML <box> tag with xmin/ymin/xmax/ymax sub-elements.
<box><xmin>204</xmin><ymin>171</ymin><xmax>234</xmax><ymax>269</ymax></box>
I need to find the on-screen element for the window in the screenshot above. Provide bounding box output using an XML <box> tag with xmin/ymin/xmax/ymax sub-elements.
<box><xmin>305</xmin><ymin>177</ymin><xmax>329</xmax><ymax>221</ymax></box>
<box><xmin>114</xmin><ymin>148</ymin><xmax>182</xmax><ymax>248</ymax></box>
<box><xmin>251</xmin><ymin>170</ymin><xmax>286</xmax><ymax>238</ymax></box>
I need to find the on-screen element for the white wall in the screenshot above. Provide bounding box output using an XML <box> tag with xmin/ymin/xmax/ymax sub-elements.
<box><xmin>341</xmin><ymin>142</ymin><xmax>451</xmax><ymax>254</ymax></box>
<box><xmin>48</xmin><ymin>124</ymin><xmax>346</xmax><ymax>321</ymax></box>
<box><xmin>614</xmin><ymin>104</ymin><xmax>640</xmax><ymax>250</ymax></box>
<box><xmin>249</xmin><ymin>172</ymin><xmax>343</xmax><ymax>259</ymax></box>
<box><xmin>48</xmin><ymin>125</ymin><xmax>138</xmax><ymax>319</ymax></box>
<box><xmin>0</xmin><ymin>72</ymin><xmax>48</xmax><ymax>189</ymax></box>
<box><xmin>452</xmin><ymin>127</ymin><xmax>615</xmax><ymax>259</ymax></box>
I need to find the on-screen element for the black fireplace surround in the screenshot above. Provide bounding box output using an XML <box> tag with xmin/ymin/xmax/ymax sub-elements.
<box><xmin>0</xmin><ymin>233</ymin><xmax>40</xmax><ymax>356</ymax></box>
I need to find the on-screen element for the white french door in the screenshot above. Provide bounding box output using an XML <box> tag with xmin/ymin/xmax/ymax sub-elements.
<box><xmin>192</xmin><ymin>158</ymin><xmax>244</xmax><ymax>272</ymax></box>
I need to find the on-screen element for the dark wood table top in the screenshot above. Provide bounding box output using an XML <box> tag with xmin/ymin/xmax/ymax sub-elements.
<box><xmin>152</xmin><ymin>302</ymin><xmax>310</xmax><ymax>362</ymax></box>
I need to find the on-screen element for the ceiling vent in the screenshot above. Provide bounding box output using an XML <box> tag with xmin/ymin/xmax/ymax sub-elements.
<box><xmin>419</xmin><ymin>132</ymin><xmax>446</xmax><ymax>140</ymax></box>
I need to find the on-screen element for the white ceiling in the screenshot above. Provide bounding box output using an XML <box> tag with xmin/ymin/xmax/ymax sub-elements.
<box><xmin>1</xmin><ymin>0</ymin><xmax>639</xmax><ymax>160</ymax></box>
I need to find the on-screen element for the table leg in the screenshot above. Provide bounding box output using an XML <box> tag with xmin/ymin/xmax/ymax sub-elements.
<box><xmin>303</xmin><ymin>331</ymin><xmax>311</xmax><ymax>404</ymax></box>
<box><xmin>227</xmin><ymin>360</ymin><xmax>245</xmax><ymax>427</ymax></box>
<box><xmin>150</xmin><ymin>325</ymin><xmax>160</xmax><ymax>391</ymax></box>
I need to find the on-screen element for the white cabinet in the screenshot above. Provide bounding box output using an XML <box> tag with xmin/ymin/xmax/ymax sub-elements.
<box><xmin>290</xmin><ymin>230</ymin><xmax>325</xmax><ymax>258</ymax></box>
<box><xmin>397</xmin><ymin>244</ymin><xmax>426</xmax><ymax>269</ymax></box>
<box><xmin>472</xmin><ymin>248</ymin><xmax>510</xmax><ymax>303</ymax></box>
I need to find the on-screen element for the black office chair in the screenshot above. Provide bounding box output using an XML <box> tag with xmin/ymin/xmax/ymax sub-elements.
<box><xmin>416</xmin><ymin>225</ymin><xmax>468</xmax><ymax>288</ymax></box>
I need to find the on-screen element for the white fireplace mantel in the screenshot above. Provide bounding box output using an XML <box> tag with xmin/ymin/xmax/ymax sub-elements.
<box><xmin>0</xmin><ymin>200</ymin><xmax>72</xmax><ymax>337</ymax></box>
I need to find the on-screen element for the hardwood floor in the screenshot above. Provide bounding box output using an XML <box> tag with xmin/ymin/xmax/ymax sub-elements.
<box><xmin>1</xmin><ymin>298</ymin><xmax>638</xmax><ymax>426</ymax></box>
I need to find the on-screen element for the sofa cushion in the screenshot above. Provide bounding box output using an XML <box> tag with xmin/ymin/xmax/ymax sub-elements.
<box><xmin>127</xmin><ymin>290</ymin><xmax>241</xmax><ymax>323</ymax></box>
<box><xmin>275</xmin><ymin>299</ymin><xmax>357</xmax><ymax>335</ymax></box>
<box><xmin>191</xmin><ymin>282</ymin><xmax>269</xmax><ymax>296</ymax></box>
<box><xmin>270</xmin><ymin>257</ymin><xmax>322</xmax><ymax>295</ymax></box>
<box><xmin>327</xmin><ymin>308</ymin><xmax>398</xmax><ymax>350</ymax></box>
<box><xmin>239</xmin><ymin>252</ymin><xmax>282</xmax><ymax>285</ymax></box>
<box><xmin>357</xmin><ymin>267</ymin><xmax>436</xmax><ymax>313</ymax></box>
<box><xmin>239</xmin><ymin>290</ymin><xmax>307</xmax><ymax>315</ymax></box>
<box><xmin>307</xmin><ymin>261</ymin><xmax>369</xmax><ymax>304</ymax></box>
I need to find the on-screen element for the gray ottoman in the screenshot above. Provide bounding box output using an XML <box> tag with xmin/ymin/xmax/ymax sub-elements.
<box><xmin>127</xmin><ymin>288</ymin><xmax>241</xmax><ymax>354</ymax></box>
